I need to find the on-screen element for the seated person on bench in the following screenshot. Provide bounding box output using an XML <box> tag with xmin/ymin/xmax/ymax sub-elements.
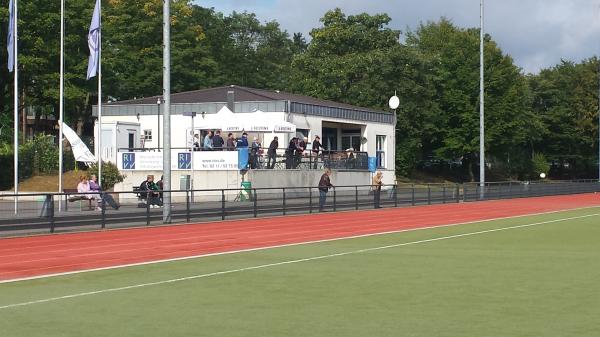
<box><xmin>89</xmin><ymin>174</ymin><xmax>120</xmax><ymax>210</ymax></box>
<box><xmin>76</xmin><ymin>175</ymin><xmax>98</xmax><ymax>210</ymax></box>
<box><xmin>140</xmin><ymin>175</ymin><xmax>163</xmax><ymax>208</ymax></box>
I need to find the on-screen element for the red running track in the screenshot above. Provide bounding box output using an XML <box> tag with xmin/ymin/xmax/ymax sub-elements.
<box><xmin>0</xmin><ymin>193</ymin><xmax>598</xmax><ymax>282</ymax></box>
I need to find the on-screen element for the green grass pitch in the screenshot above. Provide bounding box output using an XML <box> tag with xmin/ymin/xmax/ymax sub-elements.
<box><xmin>1</xmin><ymin>207</ymin><xmax>598</xmax><ymax>337</ymax></box>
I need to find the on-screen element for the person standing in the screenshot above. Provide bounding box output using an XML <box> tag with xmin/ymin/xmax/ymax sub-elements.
<box><xmin>311</xmin><ymin>135</ymin><xmax>322</xmax><ymax>169</ymax></box>
<box><xmin>203</xmin><ymin>131</ymin><xmax>214</xmax><ymax>150</ymax></box>
<box><xmin>237</xmin><ymin>132</ymin><xmax>249</xmax><ymax>148</ymax></box>
<box><xmin>286</xmin><ymin>138</ymin><xmax>297</xmax><ymax>169</ymax></box>
<box><xmin>318</xmin><ymin>169</ymin><xmax>334</xmax><ymax>212</ymax></box>
<box><xmin>227</xmin><ymin>133</ymin><xmax>236</xmax><ymax>151</ymax></box>
<box><xmin>372</xmin><ymin>171</ymin><xmax>384</xmax><ymax>209</ymax></box>
<box><xmin>250</xmin><ymin>137</ymin><xmax>261</xmax><ymax>169</ymax></box>
<box><xmin>267</xmin><ymin>136</ymin><xmax>279</xmax><ymax>169</ymax></box>
<box><xmin>212</xmin><ymin>130</ymin><xmax>224</xmax><ymax>150</ymax></box>
<box><xmin>192</xmin><ymin>134</ymin><xmax>201</xmax><ymax>151</ymax></box>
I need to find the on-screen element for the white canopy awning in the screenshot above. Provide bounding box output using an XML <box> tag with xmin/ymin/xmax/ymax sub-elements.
<box><xmin>187</xmin><ymin>107</ymin><xmax>296</xmax><ymax>134</ymax></box>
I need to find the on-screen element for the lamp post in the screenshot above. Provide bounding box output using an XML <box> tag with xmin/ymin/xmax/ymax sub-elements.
<box><xmin>479</xmin><ymin>0</ymin><xmax>486</xmax><ymax>199</ymax></box>
<box><xmin>156</xmin><ymin>97</ymin><xmax>161</xmax><ymax>151</ymax></box>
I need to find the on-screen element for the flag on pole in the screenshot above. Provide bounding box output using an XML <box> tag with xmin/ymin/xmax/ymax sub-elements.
<box><xmin>7</xmin><ymin>0</ymin><xmax>15</xmax><ymax>72</ymax></box>
<box><xmin>86</xmin><ymin>0</ymin><xmax>100</xmax><ymax>80</ymax></box>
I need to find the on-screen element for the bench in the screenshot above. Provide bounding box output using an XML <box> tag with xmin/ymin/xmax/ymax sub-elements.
<box><xmin>64</xmin><ymin>189</ymin><xmax>94</xmax><ymax>211</ymax></box>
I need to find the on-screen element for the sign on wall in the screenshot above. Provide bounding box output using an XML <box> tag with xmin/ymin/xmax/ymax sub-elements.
<box><xmin>118</xmin><ymin>151</ymin><xmax>238</xmax><ymax>171</ymax></box>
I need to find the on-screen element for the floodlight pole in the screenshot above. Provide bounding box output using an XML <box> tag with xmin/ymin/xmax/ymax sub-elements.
<box><xmin>162</xmin><ymin>0</ymin><xmax>171</xmax><ymax>223</ymax></box>
<box><xmin>479</xmin><ymin>0</ymin><xmax>486</xmax><ymax>199</ymax></box>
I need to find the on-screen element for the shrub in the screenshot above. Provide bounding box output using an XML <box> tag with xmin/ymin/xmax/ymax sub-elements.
<box><xmin>531</xmin><ymin>153</ymin><xmax>550</xmax><ymax>179</ymax></box>
<box><xmin>89</xmin><ymin>161</ymin><xmax>125</xmax><ymax>191</ymax></box>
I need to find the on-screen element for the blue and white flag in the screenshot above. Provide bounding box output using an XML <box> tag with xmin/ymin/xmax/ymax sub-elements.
<box><xmin>86</xmin><ymin>0</ymin><xmax>100</xmax><ymax>80</ymax></box>
<box><xmin>7</xmin><ymin>0</ymin><xmax>15</xmax><ymax>72</ymax></box>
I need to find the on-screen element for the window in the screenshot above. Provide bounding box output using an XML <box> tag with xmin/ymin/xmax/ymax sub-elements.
<box><xmin>143</xmin><ymin>129</ymin><xmax>153</xmax><ymax>141</ymax></box>
<box><xmin>296</xmin><ymin>128</ymin><xmax>309</xmax><ymax>140</ymax></box>
<box><xmin>376</xmin><ymin>135</ymin><xmax>386</xmax><ymax>168</ymax></box>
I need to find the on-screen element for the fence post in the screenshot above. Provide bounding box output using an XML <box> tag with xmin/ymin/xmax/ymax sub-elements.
<box><xmin>146</xmin><ymin>196</ymin><xmax>151</xmax><ymax>226</ymax></box>
<box><xmin>411</xmin><ymin>184</ymin><xmax>415</xmax><ymax>206</ymax></box>
<box><xmin>427</xmin><ymin>185</ymin><xmax>431</xmax><ymax>205</ymax></box>
<box><xmin>333</xmin><ymin>188</ymin><xmax>337</xmax><ymax>212</ymax></box>
<box><xmin>253</xmin><ymin>189</ymin><xmax>258</xmax><ymax>218</ymax></box>
<box><xmin>394</xmin><ymin>185</ymin><xmax>398</xmax><ymax>207</ymax></box>
<box><xmin>101</xmin><ymin>195</ymin><xmax>106</xmax><ymax>229</ymax></box>
<box><xmin>47</xmin><ymin>194</ymin><xmax>55</xmax><ymax>233</ymax></box>
<box><xmin>186</xmin><ymin>190</ymin><xmax>190</xmax><ymax>223</ymax></box>
<box><xmin>282</xmin><ymin>188</ymin><xmax>286</xmax><ymax>215</ymax></box>
<box><xmin>442</xmin><ymin>185</ymin><xmax>446</xmax><ymax>204</ymax></box>
<box><xmin>355</xmin><ymin>186</ymin><xmax>359</xmax><ymax>210</ymax></box>
<box><xmin>309</xmin><ymin>187</ymin><xmax>313</xmax><ymax>214</ymax></box>
<box><xmin>455</xmin><ymin>184</ymin><xmax>460</xmax><ymax>203</ymax></box>
<box><xmin>221</xmin><ymin>189</ymin><xmax>226</xmax><ymax>220</ymax></box>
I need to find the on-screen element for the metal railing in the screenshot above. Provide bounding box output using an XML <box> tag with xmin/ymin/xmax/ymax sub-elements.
<box><xmin>0</xmin><ymin>180</ymin><xmax>597</xmax><ymax>237</ymax></box>
<box><xmin>119</xmin><ymin>147</ymin><xmax>371</xmax><ymax>171</ymax></box>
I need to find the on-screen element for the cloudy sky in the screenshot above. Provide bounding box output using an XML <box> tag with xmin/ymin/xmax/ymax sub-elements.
<box><xmin>196</xmin><ymin>0</ymin><xmax>600</xmax><ymax>74</ymax></box>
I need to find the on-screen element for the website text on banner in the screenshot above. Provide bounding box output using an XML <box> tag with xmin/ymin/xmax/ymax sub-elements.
<box><xmin>117</xmin><ymin>151</ymin><xmax>239</xmax><ymax>171</ymax></box>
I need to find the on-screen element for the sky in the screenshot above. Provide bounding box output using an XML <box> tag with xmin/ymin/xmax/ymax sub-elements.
<box><xmin>196</xmin><ymin>0</ymin><xmax>600</xmax><ymax>74</ymax></box>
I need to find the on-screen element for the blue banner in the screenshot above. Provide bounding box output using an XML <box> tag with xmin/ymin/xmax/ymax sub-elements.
<box><xmin>238</xmin><ymin>148</ymin><xmax>249</xmax><ymax>171</ymax></box>
<box><xmin>178</xmin><ymin>152</ymin><xmax>192</xmax><ymax>169</ymax></box>
<box><xmin>368</xmin><ymin>157</ymin><xmax>377</xmax><ymax>173</ymax></box>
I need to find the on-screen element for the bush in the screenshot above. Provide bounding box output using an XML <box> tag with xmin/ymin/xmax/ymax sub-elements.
<box><xmin>89</xmin><ymin>161</ymin><xmax>125</xmax><ymax>191</ymax></box>
<box><xmin>20</xmin><ymin>135</ymin><xmax>59</xmax><ymax>176</ymax></box>
<box><xmin>531</xmin><ymin>153</ymin><xmax>550</xmax><ymax>179</ymax></box>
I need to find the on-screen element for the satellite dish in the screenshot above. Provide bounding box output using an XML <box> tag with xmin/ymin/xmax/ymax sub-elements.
<box><xmin>388</xmin><ymin>95</ymin><xmax>400</xmax><ymax>110</ymax></box>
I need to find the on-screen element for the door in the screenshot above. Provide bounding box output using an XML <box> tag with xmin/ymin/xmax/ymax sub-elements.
<box><xmin>128</xmin><ymin>133</ymin><xmax>135</xmax><ymax>151</ymax></box>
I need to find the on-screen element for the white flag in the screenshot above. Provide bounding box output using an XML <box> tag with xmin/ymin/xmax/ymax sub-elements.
<box><xmin>86</xmin><ymin>0</ymin><xmax>100</xmax><ymax>80</ymax></box>
<box><xmin>7</xmin><ymin>0</ymin><xmax>15</xmax><ymax>72</ymax></box>
<box><xmin>62</xmin><ymin>122</ymin><xmax>97</xmax><ymax>163</ymax></box>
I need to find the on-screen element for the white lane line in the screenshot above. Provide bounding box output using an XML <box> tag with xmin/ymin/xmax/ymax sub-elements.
<box><xmin>0</xmin><ymin>212</ymin><xmax>597</xmax><ymax>311</ymax></box>
<box><xmin>1</xmin><ymin>205</ymin><xmax>598</xmax><ymax>284</ymax></box>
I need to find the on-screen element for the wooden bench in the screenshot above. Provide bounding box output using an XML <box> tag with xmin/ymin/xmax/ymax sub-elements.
<box><xmin>64</xmin><ymin>188</ymin><xmax>94</xmax><ymax>211</ymax></box>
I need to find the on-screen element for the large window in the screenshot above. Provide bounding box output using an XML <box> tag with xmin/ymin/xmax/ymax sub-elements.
<box><xmin>376</xmin><ymin>135</ymin><xmax>386</xmax><ymax>168</ymax></box>
<box><xmin>341</xmin><ymin>129</ymin><xmax>362</xmax><ymax>152</ymax></box>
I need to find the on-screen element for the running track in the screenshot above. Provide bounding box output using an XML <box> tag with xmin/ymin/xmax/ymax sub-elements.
<box><xmin>0</xmin><ymin>193</ymin><xmax>598</xmax><ymax>282</ymax></box>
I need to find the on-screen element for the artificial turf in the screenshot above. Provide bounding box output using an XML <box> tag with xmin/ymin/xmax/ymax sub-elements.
<box><xmin>0</xmin><ymin>207</ymin><xmax>598</xmax><ymax>337</ymax></box>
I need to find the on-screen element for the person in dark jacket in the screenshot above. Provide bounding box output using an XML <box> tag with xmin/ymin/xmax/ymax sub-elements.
<box><xmin>250</xmin><ymin>137</ymin><xmax>261</xmax><ymax>169</ymax></box>
<box><xmin>227</xmin><ymin>133</ymin><xmax>236</xmax><ymax>151</ymax></box>
<box><xmin>286</xmin><ymin>138</ymin><xmax>297</xmax><ymax>169</ymax></box>
<box><xmin>237</xmin><ymin>132</ymin><xmax>249</xmax><ymax>148</ymax></box>
<box><xmin>318</xmin><ymin>169</ymin><xmax>334</xmax><ymax>211</ymax></box>
<box><xmin>267</xmin><ymin>136</ymin><xmax>279</xmax><ymax>169</ymax></box>
<box><xmin>312</xmin><ymin>135</ymin><xmax>322</xmax><ymax>169</ymax></box>
<box><xmin>212</xmin><ymin>130</ymin><xmax>225</xmax><ymax>150</ymax></box>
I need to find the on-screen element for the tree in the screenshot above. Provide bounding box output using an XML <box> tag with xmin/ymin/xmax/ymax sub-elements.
<box><xmin>289</xmin><ymin>9</ymin><xmax>441</xmax><ymax>176</ymax></box>
<box><xmin>406</xmin><ymin>19</ymin><xmax>540</xmax><ymax>181</ymax></box>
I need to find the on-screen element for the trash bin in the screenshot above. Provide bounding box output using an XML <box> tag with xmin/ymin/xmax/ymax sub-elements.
<box><xmin>239</xmin><ymin>181</ymin><xmax>252</xmax><ymax>201</ymax></box>
<box><xmin>180</xmin><ymin>175</ymin><xmax>191</xmax><ymax>190</ymax></box>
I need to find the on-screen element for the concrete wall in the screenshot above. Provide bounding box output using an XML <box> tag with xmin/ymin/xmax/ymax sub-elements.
<box><xmin>114</xmin><ymin>168</ymin><xmax>396</xmax><ymax>202</ymax></box>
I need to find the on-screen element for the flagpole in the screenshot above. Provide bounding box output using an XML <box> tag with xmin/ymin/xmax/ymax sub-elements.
<box><xmin>58</xmin><ymin>0</ymin><xmax>65</xmax><ymax>206</ymax></box>
<box><xmin>13</xmin><ymin>0</ymin><xmax>19</xmax><ymax>214</ymax></box>
<box><xmin>479</xmin><ymin>0</ymin><xmax>485</xmax><ymax>199</ymax></box>
<box><xmin>97</xmin><ymin>0</ymin><xmax>102</xmax><ymax>187</ymax></box>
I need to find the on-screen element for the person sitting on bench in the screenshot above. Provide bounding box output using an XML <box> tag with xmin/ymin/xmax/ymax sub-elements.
<box><xmin>89</xmin><ymin>174</ymin><xmax>120</xmax><ymax>210</ymax></box>
<box><xmin>140</xmin><ymin>175</ymin><xmax>163</xmax><ymax>208</ymax></box>
<box><xmin>76</xmin><ymin>175</ymin><xmax>96</xmax><ymax>210</ymax></box>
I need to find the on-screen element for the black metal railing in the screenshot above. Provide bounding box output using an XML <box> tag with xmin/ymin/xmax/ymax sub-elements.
<box><xmin>0</xmin><ymin>180</ymin><xmax>598</xmax><ymax>237</ymax></box>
